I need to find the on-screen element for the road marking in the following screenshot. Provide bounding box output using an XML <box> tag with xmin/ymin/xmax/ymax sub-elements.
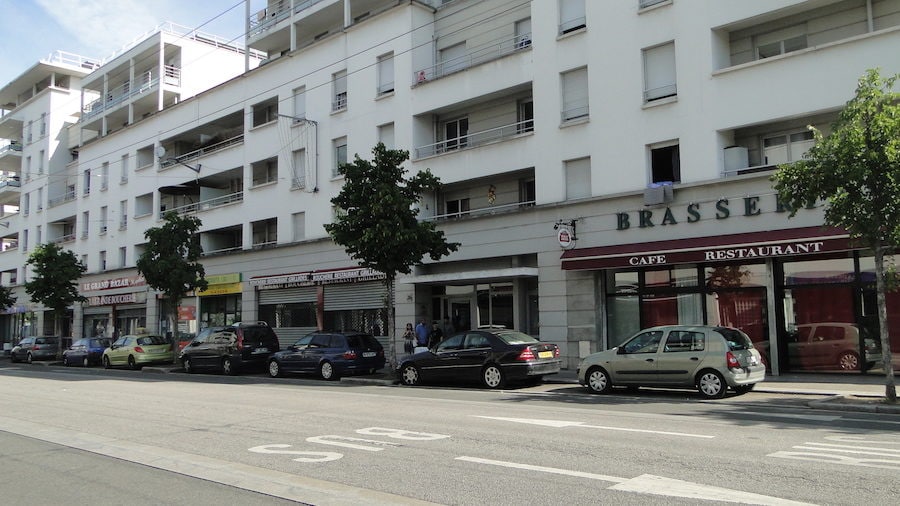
<box><xmin>770</xmin><ymin>435</ymin><xmax>900</xmax><ymax>470</ymax></box>
<box><xmin>457</xmin><ymin>456</ymin><xmax>813</xmax><ymax>505</ymax></box>
<box><xmin>473</xmin><ymin>415</ymin><xmax>714</xmax><ymax>438</ymax></box>
<box><xmin>305</xmin><ymin>436</ymin><xmax>401</xmax><ymax>452</ymax></box>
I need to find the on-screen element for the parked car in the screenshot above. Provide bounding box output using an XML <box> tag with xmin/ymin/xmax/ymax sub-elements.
<box><xmin>10</xmin><ymin>336</ymin><xmax>63</xmax><ymax>363</ymax></box>
<box><xmin>179</xmin><ymin>322</ymin><xmax>280</xmax><ymax>375</ymax></box>
<box><xmin>398</xmin><ymin>329</ymin><xmax>561</xmax><ymax>389</ymax></box>
<box><xmin>63</xmin><ymin>337</ymin><xmax>111</xmax><ymax>367</ymax></box>
<box><xmin>577</xmin><ymin>325</ymin><xmax>765</xmax><ymax>399</ymax></box>
<box><xmin>267</xmin><ymin>331</ymin><xmax>385</xmax><ymax>380</ymax></box>
<box><xmin>785</xmin><ymin>323</ymin><xmax>881</xmax><ymax>371</ymax></box>
<box><xmin>102</xmin><ymin>334</ymin><xmax>174</xmax><ymax>369</ymax></box>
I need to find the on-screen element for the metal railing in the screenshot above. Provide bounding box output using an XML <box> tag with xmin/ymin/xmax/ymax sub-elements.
<box><xmin>414</xmin><ymin>118</ymin><xmax>534</xmax><ymax>158</ymax></box>
<box><xmin>413</xmin><ymin>33</ymin><xmax>532</xmax><ymax>84</ymax></box>
<box><xmin>0</xmin><ymin>143</ymin><xmax>23</xmax><ymax>156</ymax></box>
<box><xmin>249</xmin><ymin>0</ymin><xmax>291</xmax><ymax>37</ymax></box>
<box><xmin>426</xmin><ymin>199</ymin><xmax>537</xmax><ymax>221</ymax></box>
<box><xmin>41</xmin><ymin>50</ymin><xmax>101</xmax><ymax>72</ymax></box>
<box><xmin>160</xmin><ymin>191</ymin><xmax>244</xmax><ymax>218</ymax></box>
<box><xmin>0</xmin><ymin>178</ymin><xmax>20</xmax><ymax>190</ymax></box>
<box><xmin>202</xmin><ymin>245</ymin><xmax>243</xmax><ymax>256</ymax></box>
<box><xmin>100</xmin><ymin>22</ymin><xmax>264</xmax><ymax>64</ymax></box>
<box><xmin>159</xmin><ymin>134</ymin><xmax>244</xmax><ymax>169</ymax></box>
<box><xmin>47</xmin><ymin>189</ymin><xmax>77</xmax><ymax>208</ymax></box>
<box><xmin>83</xmin><ymin>67</ymin><xmax>182</xmax><ymax>121</ymax></box>
<box><xmin>50</xmin><ymin>233</ymin><xmax>76</xmax><ymax>244</ymax></box>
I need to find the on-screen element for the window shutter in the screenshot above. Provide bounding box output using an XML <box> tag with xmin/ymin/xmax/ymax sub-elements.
<box><xmin>643</xmin><ymin>42</ymin><xmax>676</xmax><ymax>101</ymax></box>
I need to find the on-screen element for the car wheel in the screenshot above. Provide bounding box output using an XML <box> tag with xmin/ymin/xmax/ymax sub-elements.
<box><xmin>482</xmin><ymin>364</ymin><xmax>505</xmax><ymax>389</ymax></box>
<box><xmin>697</xmin><ymin>369</ymin><xmax>727</xmax><ymax>399</ymax></box>
<box><xmin>27</xmin><ymin>353</ymin><xmax>33</xmax><ymax>364</ymax></box>
<box><xmin>183</xmin><ymin>357</ymin><xmax>194</xmax><ymax>374</ymax></box>
<box><xmin>82</xmin><ymin>357</ymin><xmax>90</xmax><ymax>368</ymax></box>
<box><xmin>586</xmin><ymin>366</ymin><xmax>613</xmax><ymax>394</ymax></box>
<box><xmin>127</xmin><ymin>355</ymin><xmax>139</xmax><ymax>370</ymax></box>
<box><xmin>103</xmin><ymin>356</ymin><xmax>111</xmax><ymax>369</ymax></box>
<box><xmin>734</xmin><ymin>384</ymin><xmax>755</xmax><ymax>395</ymax></box>
<box><xmin>400</xmin><ymin>364</ymin><xmax>420</xmax><ymax>386</ymax></box>
<box><xmin>268</xmin><ymin>359</ymin><xmax>282</xmax><ymax>378</ymax></box>
<box><xmin>319</xmin><ymin>361</ymin><xmax>337</xmax><ymax>381</ymax></box>
<box><xmin>10</xmin><ymin>353</ymin><xmax>18</xmax><ymax>363</ymax></box>
<box><xmin>222</xmin><ymin>357</ymin><xmax>236</xmax><ymax>376</ymax></box>
<box><xmin>838</xmin><ymin>351</ymin><xmax>859</xmax><ymax>371</ymax></box>
<box><xmin>63</xmin><ymin>356</ymin><xmax>70</xmax><ymax>367</ymax></box>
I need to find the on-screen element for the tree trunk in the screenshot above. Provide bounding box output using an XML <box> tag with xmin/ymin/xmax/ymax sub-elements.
<box><xmin>384</xmin><ymin>276</ymin><xmax>396</xmax><ymax>371</ymax></box>
<box><xmin>54</xmin><ymin>312</ymin><xmax>63</xmax><ymax>360</ymax></box>
<box><xmin>170</xmin><ymin>298</ymin><xmax>180</xmax><ymax>365</ymax></box>
<box><xmin>874</xmin><ymin>245</ymin><xmax>897</xmax><ymax>402</ymax></box>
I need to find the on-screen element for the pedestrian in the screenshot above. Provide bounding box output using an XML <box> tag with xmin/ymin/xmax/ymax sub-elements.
<box><xmin>402</xmin><ymin>322</ymin><xmax>415</xmax><ymax>354</ymax></box>
<box><xmin>415</xmin><ymin>318</ymin><xmax>430</xmax><ymax>348</ymax></box>
<box><xmin>429</xmin><ymin>322</ymin><xmax>444</xmax><ymax>348</ymax></box>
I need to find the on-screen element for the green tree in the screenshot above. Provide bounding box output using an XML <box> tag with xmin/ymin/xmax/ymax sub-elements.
<box><xmin>325</xmin><ymin>143</ymin><xmax>460</xmax><ymax>366</ymax></box>
<box><xmin>25</xmin><ymin>243</ymin><xmax>86</xmax><ymax>358</ymax></box>
<box><xmin>136</xmin><ymin>211</ymin><xmax>208</xmax><ymax>362</ymax></box>
<box><xmin>0</xmin><ymin>284</ymin><xmax>15</xmax><ymax>311</ymax></box>
<box><xmin>772</xmin><ymin>68</ymin><xmax>898</xmax><ymax>402</ymax></box>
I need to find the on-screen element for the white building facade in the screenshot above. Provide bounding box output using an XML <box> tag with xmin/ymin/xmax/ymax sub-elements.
<box><xmin>1</xmin><ymin>0</ymin><xmax>899</xmax><ymax>375</ymax></box>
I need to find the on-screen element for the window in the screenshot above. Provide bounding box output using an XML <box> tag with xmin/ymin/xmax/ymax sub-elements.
<box><xmin>292</xmin><ymin>149</ymin><xmax>307</xmax><ymax>188</ymax></box>
<box><xmin>292</xmin><ymin>212</ymin><xmax>306</xmax><ymax>241</ymax></box>
<box><xmin>519</xmin><ymin>178</ymin><xmax>536</xmax><ymax>206</ymax></box>
<box><xmin>119</xmin><ymin>200</ymin><xmax>127</xmax><ymax>229</ymax></box>
<box><xmin>755</xmin><ymin>24</ymin><xmax>807</xmax><ymax>60</ymax></box>
<box><xmin>377</xmin><ymin>53</ymin><xmax>394</xmax><ymax>95</ymax></box>
<box><xmin>446</xmin><ymin>198</ymin><xmax>470</xmax><ymax>217</ymax></box>
<box><xmin>135</xmin><ymin>193</ymin><xmax>153</xmax><ymax>217</ymax></box>
<box><xmin>643</xmin><ymin>41</ymin><xmax>676</xmax><ymax>102</ymax></box>
<box><xmin>565</xmin><ymin>157</ymin><xmax>591</xmax><ymax>200</ymax></box>
<box><xmin>252</xmin><ymin>218</ymin><xmax>277</xmax><ymax>248</ymax></box>
<box><xmin>439</xmin><ymin>43</ymin><xmax>467</xmax><ymax>75</ymax></box>
<box><xmin>23</xmin><ymin>193</ymin><xmax>30</xmax><ymax>216</ymax></box>
<box><xmin>763</xmin><ymin>130</ymin><xmax>814</xmax><ymax>166</ymax></box>
<box><xmin>559</xmin><ymin>0</ymin><xmax>586</xmax><ymax>34</ymax></box>
<box><xmin>26</xmin><ymin>121</ymin><xmax>32</xmax><ymax>143</ymax></box>
<box><xmin>252</xmin><ymin>97</ymin><xmax>278</xmax><ymax>127</ymax></box>
<box><xmin>252</xmin><ymin>157</ymin><xmax>278</xmax><ymax>186</ymax></box>
<box><xmin>82</xmin><ymin>211</ymin><xmax>89</xmax><ymax>238</ymax></box>
<box><xmin>515</xmin><ymin>18</ymin><xmax>532</xmax><ymax>49</ymax></box>
<box><xmin>664</xmin><ymin>331</ymin><xmax>705</xmax><ymax>352</ymax></box>
<box><xmin>37</xmin><ymin>187</ymin><xmax>43</xmax><ymax>211</ymax></box>
<box><xmin>36</xmin><ymin>225</ymin><xmax>41</xmax><ymax>245</ymax></box>
<box><xmin>100</xmin><ymin>162</ymin><xmax>109</xmax><ymax>190</ymax></box>
<box><xmin>119</xmin><ymin>247</ymin><xmax>127</xmax><ymax>268</ymax></box>
<box><xmin>292</xmin><ymin>86</ymin><xmax>306</xmax><ymax>122</ymax></box>
<box><xmin>25</xmin><ymin>156</ymin><xmax>31</xmax><ymax>181</ymax></box>
<box><xmin>22</xmin><ymin>229</ymin><xmax>28</xmax><ymax>252</ymax></box>
<box><xmin>623</xmin><ymin>331</ymin><xmax>663</xmax><ymax>354</ymax></box>
<box><xmin>100</xmin><ymin>206</ymin><xmax>108</xmax><ymax>234</ymax></box>
<box><xmin>517</xmin><ymin>99</ymin><xmax>534</xmax><ymax>133</ymax></box>
<box><xmin>99</xmin><ymin>251</ymin><xmax>106</xmax><ymax>272</ymax></box>
<box><xmin>39</xmin><ymin>113</ymin><xmax>47</xmax><ymax>137</ymax></box>
<box><xmin>333</xmin><ymin>137</ymin><xmax>347</xmax><ymax>178</ymax></box>
<box><xmin>83</xmin><ymin>169</ymin><xmax>91</xmax><ymax>195</ymax></box>
<box><xmin>378</xmin><ymin>123</ymin><xmax>395</xmax><ymax>149</ymax></box>
<box><xmin>561</xmin><ymin>67</ymin><xmax>589</xmax><ymax>121</ymax></box>
<box><xmin>38</xmin><ymin>151</ymin><xmax>44</xmax><ymax>174</ymax></box>
<box><xmin>442</xmin><ymin>117</ymin><xmax>468</xmax><ymax>152</ymax></box>
<box><xmin>639</xmin><ymin>0</ymin><xmax>668</xmax><ymax>8</ymax></box>
<box><xmin>332</xmin><ymin>70</ymin><xmax>347</xmax><ymax>112</ymax></box>
<box><xmin>120</xmin><ymin>153</ymin><xmax>129</xmax><ymax>183</ymax></box>
<box><xmin>651</xmin><ymin>142</ymin><xmax>680</xmax><ymax>183</ymax></box>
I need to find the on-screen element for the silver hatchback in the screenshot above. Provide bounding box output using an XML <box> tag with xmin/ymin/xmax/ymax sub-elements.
<box><xmin>577</xmin><ymin>325</ymin><xmax>765</xmax><ymax>399</ymax></box>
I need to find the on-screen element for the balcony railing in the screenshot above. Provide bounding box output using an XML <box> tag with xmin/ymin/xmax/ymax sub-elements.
<box><xmin>249</xmin><ymin>0</ymin><xmax>292</xmax><ymax>37</ymax></box>
<box><xmin>48</xmin><ymin>189</ymin><xmax>77</xmax><ymax>208</ymax></box>
<box><xmin>42</xmin><ymin>50</ymin><xmax>100</xmax><ymax>72</ymax></box>
<box><xmin>0</xmin><ymin>143</ymin><xmax>23</xmax><ymax>156</ymax></box>
<box><xmin>414</xmin><ymin>118</ymin><xmax>533</xmax><ymax>158</ymax></box>
<box><xmin>414</xmin><ymin>33</ymin><xmax>531</xmax><ymax>84</ymax></box>
<box><xmin>83</xmin><ymin>67</ymin><xmax>181</xmax><ymax>121</ymax></box>
<box><xmin>159</xmin><ymin>134</ymin><xmax>244</xmax><ymax>170</ymax></box>
<box><xmin>426</xmin><ymin>199</ymin><xmax>537</xmax><ymax>222</ymax></box>
<box><xmin>161</xmin><ymin>191</ymin><xmax>244</xmax><ymax>218</ymax></box>
<box><xmin>50</xmin><ymin>233</ymin><xmax>76</xmax><ymax>244</ymax></box>
<box><xmin>202</xmin><ymin>245</ymin><xmax>243</xmax><ymax>256</ymax></box>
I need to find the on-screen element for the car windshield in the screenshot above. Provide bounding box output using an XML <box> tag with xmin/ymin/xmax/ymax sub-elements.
<box><xmin>493</xmin><ymin>331</ymin><xmax>539</xmax><ymax>345</ymax></box>
<box><xmin>717</xmin><ymin>328</ymin><xmax>754</xmax><ymax>351</ymax></box>
<box><xmin>136</xmin><ymin>335</ymin><xmax>167</xmax><ymax>346</ymax></box>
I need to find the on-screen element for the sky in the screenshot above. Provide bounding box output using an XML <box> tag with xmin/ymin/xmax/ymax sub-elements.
<box><xmin>0</xmin><ymin>0</ymin><xmax>267</xmax><ymax>89</ymax></box>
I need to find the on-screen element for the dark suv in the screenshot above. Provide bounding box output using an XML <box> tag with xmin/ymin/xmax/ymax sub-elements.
<box><xmin>267</xmin><ymin>330</ymin><xmax>385</xmax><ymax>380</ymax></box>
<box><xmin>179</xmin><ymin>322</ymin><xmax>280</xmax><ymax>375</ymax></box>
<box><xmin>10</xmin><ymin>337</ymin><xmax>63</xmax><ymax>363</ymax></box>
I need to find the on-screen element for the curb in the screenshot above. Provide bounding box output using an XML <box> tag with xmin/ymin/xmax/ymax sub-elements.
<box><xmin>807</xmin><ymin>395</ymin><xmax>900</xmax><ymax>414</ymax></box>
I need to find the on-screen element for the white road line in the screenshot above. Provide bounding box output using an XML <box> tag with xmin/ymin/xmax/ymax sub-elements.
<box><xmin>473</xmin><ymin>415</ymin><xmax>714</xmax><ymax>438</ymax></box>
<box><xmin>457</xmin><ymin>456</ymin><xmax>814</xmax><ymax>505</ymax></box>
<box><xmin>768</xmin><ymin>451</ymin><xmax>900</xmax><ymax>470</ymax></box>
<box><xmin>799</xmin><ymin>442</ymin><xmax>900</xmax><ymax>455</ymax></box>
<box><xmin>792</xmin><ymin>445</ymin><xmax>900</xmax><ymax>457</ymax></box>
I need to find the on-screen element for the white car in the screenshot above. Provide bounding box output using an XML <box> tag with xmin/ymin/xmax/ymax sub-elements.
<box><xmin>576</xmin><ymin>325</ymin><xmax>765</xmax><ymax>399</ymax></box>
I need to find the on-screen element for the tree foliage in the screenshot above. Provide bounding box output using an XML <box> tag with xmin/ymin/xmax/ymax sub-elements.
<box><xmin>325</xmin><ymin>143</ymin><xmax>460</xmax><ymax>363</ymax></box>
<box><xmin>136</xmin><ymin>212</ymin><xmax>208</xmax><ymax>347</ymax></box>
<box><xmin>25</xmin><ymin>243</ymin><xmax>86</xmax><ymax>354</ymax></box>
<box><xmin>772</xmin><ymin>68</ymin><xmax>899</xmax><ymax>402</ymax></box>
<box><xmin>0</xmin><ymin>284</ymin><xmax>15</xmax><ymax>311</ymax></box>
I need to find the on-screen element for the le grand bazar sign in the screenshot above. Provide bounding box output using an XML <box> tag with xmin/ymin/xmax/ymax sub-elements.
<box><xmin>250</xmin><ymin>267</ymin><xmax>386</xmax><ymax>290</ymax></box>
<box><xmin>560</xmin><ymin>194</ymin><xmax>852</xmax><ymax>270</ymax></box>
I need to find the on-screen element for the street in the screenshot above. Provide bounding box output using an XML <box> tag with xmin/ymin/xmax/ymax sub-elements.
<box><xmin>1</xmin><ymin>363</ymin><xmax>898</xmax><ymax>505</ymax></box>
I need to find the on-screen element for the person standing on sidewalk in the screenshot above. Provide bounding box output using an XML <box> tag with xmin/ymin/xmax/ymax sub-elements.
<box><xmin>415</xmin><ymin>318</ymin><xmax>430</xmax><ymax>348</ymax></box>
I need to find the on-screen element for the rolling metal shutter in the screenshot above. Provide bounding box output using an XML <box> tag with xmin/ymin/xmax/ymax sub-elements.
<box><xmin>323</xmin><ymin>282</ymin><xmax>385</xmax><ymax>310</ymax></box>
<box><xmin>258</xmin><ymin>286</ymin><xmax>317</xmax><ymax>305</ymax></box>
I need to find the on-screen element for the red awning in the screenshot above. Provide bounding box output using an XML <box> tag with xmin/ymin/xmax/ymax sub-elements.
<box><xmin>560</xmin><ymin>226</ymin><xmax>854</xmax><ymax>270</ymax></box>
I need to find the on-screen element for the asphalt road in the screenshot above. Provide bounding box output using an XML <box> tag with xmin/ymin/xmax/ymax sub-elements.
<box><xmin>1</xmin><ymin>363</ymin><xmax>898</xmax><ymax>505</ymax></box>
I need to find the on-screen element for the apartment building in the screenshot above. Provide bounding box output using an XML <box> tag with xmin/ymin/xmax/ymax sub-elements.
<box><xmin>1</xmin><ymin>0</ymin><xmax>898</xmax><ymax>376</ymax></box>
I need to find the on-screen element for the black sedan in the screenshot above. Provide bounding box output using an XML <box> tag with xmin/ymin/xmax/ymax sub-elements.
<box><xmin>397</xmin><ymin>329</ymin><xmax>561</xmax><ymax>388</ymax></box>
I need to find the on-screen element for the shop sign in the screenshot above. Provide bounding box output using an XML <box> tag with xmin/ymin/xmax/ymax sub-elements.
<box><xmin>178</xmin><ymin>305</ymin><xmax>196</xmax><ymax>320</ymax></box>
<box><xmin>81</xmin><ymin>275</ymin><xmax>145</xmax><ymax>292</ymax></box>
<box><xmin>557</xmin><ymin>226</ymin><xmax>575</xmax><ymax>250</ymax></box>
<box><xmin>86</xmin><ymin>292</ymin><xmax>147</xmax><ymax>306</ymax></box>
<box><xmin>198</xmin><ymin>282</ymin><xmax>243</xmax><ymax>296</ymax></box>
<box><xmin>614</xmin><ymin>195</ymin><xmax>806</xmax><ymax>230</ymax></box>
<box><xmin>205</xmin><ymin>273</ymin><xmax>241</xmax><ymax>285</ymax></box>
<box><xmin>251</xmin><ymin>267</ymin><xmax>386</xmax><ymax>290</ymax></box>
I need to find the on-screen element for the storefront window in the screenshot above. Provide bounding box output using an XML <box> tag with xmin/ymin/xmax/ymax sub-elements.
<box><xmin>607</xmin><ymin>295</ymin><xmax>640</xmax><ymax>347</ymax></box>
<box><xmin>200</xmin><ymin>295</ymin><xmax>241</xmax><ymax>327</ymax></box>
<box><xmin>645</xmin><ymin>266</ymin><xmax>698</xmax><ymax>288</ymax></box>
<box><xmin>641</xmin><ymin>293</ymin><xmax>703</xmax><ymax>328</ymax></box>
<box><xmin>477</xmin><ymin>283</ymin><xmax>514</xmax><ymax>329</ymax></box>
<box><xmin>259</xmin><ymin>302</ymin><xmax>316</xmax><ymax>328</ymax></box>
<box><xmin>783</xmin><ymin>256</ymin><xmax>854</xmax><ymax>284</ymax></box>
<box><xmin>607</xmin><ymin>271</ymin><xmax>639</xmax><ymax>294</ymax></box>
<box><xmin>704</xmin><ymin>263</ymin><xmax>766</xmax><ymax>288</ymax></box>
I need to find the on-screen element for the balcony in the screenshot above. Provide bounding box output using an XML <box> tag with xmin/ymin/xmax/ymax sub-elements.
<box><xmin>415</xmin><ymin>119</ymin><xmax>533</xmax><ymax>159</ymax></box>
<box><xmin>161</xmin><ymin>191</ymin><xmax>244</xmax><ymax>219</ymax></box>
<box><xmin>0</xmin><ymin>142</ymin><xmax>22</xmax><ymax>171</ymax></box>
<box><xmin>0</xmin><ymin>176</ymin><xmax>21</xmax><ymax>206</ymax></box>
<box><xmin>414</xmin><ymin>33</ymin><xmax>532</xmax><ymax>84</ymax></box>
<box><xmin>200</xmin><ymin>225</ymin><xmax>243</xmax><ymax>256</ymax></box>
<box><xmin>159</xmin><ymin>133</ymin><xmax>244</xmax><ymax>170</ymax></box>
<box><xmin>47</xmin><ymin>188</ymin><xmax>77</xmax><ymax>208</ymax></box>
<box><xmin>427</xmin><ymin>170</ymin><xmax>536</xmax><ymax>222</ymax></box>
<box><xmin>50</xmin><ymin>234</ymin><xmax>76</xmax><ymax>244</ymax></box>
<box><xmin>82</xmin><ymin>66</ymin><xmax>181</xmax><ymax>123</ymax></box>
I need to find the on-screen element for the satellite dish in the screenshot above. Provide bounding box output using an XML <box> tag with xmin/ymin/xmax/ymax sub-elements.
<box><xmin>155</xmin><ymin>146</ymin><xmax>167</xmax><ymax>158</ymax></box>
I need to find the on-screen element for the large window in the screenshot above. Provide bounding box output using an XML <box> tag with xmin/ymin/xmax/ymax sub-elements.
<box><xmin>332</xmin><ymin>137</ymin><xmax>347</xmax><ymax>178</ymax></box>
<box><xmin>252</xmin><ymin>97</ymin><xmax>278</xmax><ymax>127</ymax></box>
<box><xmin>565</xmin><ymin>157</ymin><xmax>591</xmax><ymax>200</ymax></box>
<box><xmin>292</xmin><ymin>86</ymin><xmax>306</xmax><ymax>121</ymax></box>
<box><xmin>755</xmin><ymin>24</ymin><xmax>807</xmax><ymax>60</ymax></box>
<box><xmin>643</xmin><ymin>41</ymin><xmax>676</xmax><ymax>102</ymax></box>
<box><xmin>377</xmin><ymin>53</ymin><xmax>394</xmax><ymax>95</ymax></box>
<box><xmin>561</xmin><ymin>67</ymin><xmax>589</xmax><ymax>121</ymax></box>
<box><xmin>442</xmin><ymin>117</ymin><xmax>468</xmax><ymax>152</ymax></box>
<box><xmin>559</xmin><ymin>0</ymin><xmax>586</xmax><ymax>34</ymax></box>
<box><xmin>763</xmin><ymin>130</ymin><xmax>814</xmax><ymax>166</ymax></box>
<box><xmin>332</xmin><ymin>70</ymin><xmax>347</xmax><ymax>112</ymax></box>
<box><xmin>650</xmin><ymin>141</ymin><xmax>680</xmax><ymax>183</ymax></box>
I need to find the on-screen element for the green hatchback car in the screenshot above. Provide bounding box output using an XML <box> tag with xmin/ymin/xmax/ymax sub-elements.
<box><xmin>577</xmin><ymin>325</ymin><xmax>765</xmax><ymax>399</ymax></box>
<box><xmin>102</xmin><ymin>334</ymin><xmax>174</xmax><ymax>369</ymax></box>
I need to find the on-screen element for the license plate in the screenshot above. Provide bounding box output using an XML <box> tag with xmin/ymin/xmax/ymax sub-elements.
<box><xmin>253</xmin><ymin>347</ymin><xmax>269</xmax><ymax>354</ymax></box>
<box><xmin>363</xmin><ymin>351</ymin><xmax>376</xmax><ymax>358</ymax></box>
<box><xmin>538</xmin><ymin>351</ymin><xmax>553</xmax><ymax>359</ymax></box>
